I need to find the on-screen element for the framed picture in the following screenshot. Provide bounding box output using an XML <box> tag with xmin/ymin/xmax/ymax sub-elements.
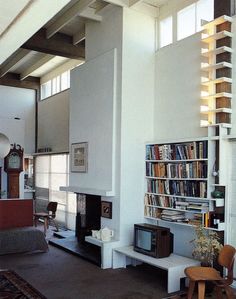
<box><xmin>101</xmin><ymin>201</ymin><xmax>112</xmax><ymax>219</ymax></box>
<box><xmin>71</xmin><ymin>142</ymin><xmax>88</xmax><ymax>172</ymax></box>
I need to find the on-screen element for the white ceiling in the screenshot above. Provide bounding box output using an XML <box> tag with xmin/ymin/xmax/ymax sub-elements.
<box><xmin>0</xmin><ymin>0</ymin><xmax>170</xmax><ymax>80</ymax></box>
<box><xmin>0</xmin><ymin>0</ymin><xmax>30</xmax><ymax>36</ymax></box>
<box><xmin>144</xmin><ymin>0</ymin><xmax>169</xmax><ymax>8</ymax></box>
<box><xmin>0</xmin><ymin>0</ymin><xmax>71</xmax><ymax>65</ymax></box>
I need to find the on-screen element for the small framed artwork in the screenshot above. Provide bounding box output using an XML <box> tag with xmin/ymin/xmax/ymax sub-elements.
<box><xmin>101</xmin><ymin>201</ymin><xmax>112</xmax><ymax>219</ymax></box>
<box><xmin>71</xmin><ymin>142</ymin><xmax>88</xmax><ymax>172</ymax></box>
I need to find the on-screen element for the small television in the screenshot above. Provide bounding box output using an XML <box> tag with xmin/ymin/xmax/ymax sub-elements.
<box><xmin>134</xmin><ymin>223</ymin><xmax>173</xmax><ymax>258</ymax></box>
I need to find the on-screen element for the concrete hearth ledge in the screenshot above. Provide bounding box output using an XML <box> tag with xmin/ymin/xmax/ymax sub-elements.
<box><xmin>59</xmin><ymin>186</ymin><xmax>115</xmax><ymax>197</ymax></box>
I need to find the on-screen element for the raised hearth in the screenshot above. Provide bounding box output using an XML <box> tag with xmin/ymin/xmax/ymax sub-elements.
<box><xmin>49</xmin><ymin>235</ymin><xmax>101</xmax><ymax>266</ymax></box>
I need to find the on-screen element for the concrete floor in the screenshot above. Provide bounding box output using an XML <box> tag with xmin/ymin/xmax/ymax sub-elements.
<box><xmin>0</xmin><ymin>244</ymin><xmax>170</xmax><ymax>299</ymax></box>
<box><xmin>0</xmin><ymin>225</ymin><xmax>173</xmax><ymax>299</ymax></box>
<box><xmin>0</xmin><ymin>225</ymin><xmax>233</xmax><ymax>299</ymax></box>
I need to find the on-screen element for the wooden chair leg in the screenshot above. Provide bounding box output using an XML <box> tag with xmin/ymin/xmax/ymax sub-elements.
<box><xmin>34</xmin><ymin>217</ymin><xmax>38</xmax><ymax>227</ymax></box>
<box><xmin>224</xmin><ymin>286</ymin><xmax>234</xmax><ymax>299</ymax></box>
<box><xmin>52</xmin><ymin>219</ymin><xmax>59</xmax><ymax>231</ymax></box>
<box><xmin>44</xmin><ymin>218</ymin><xmax>48</xmax><ymax>235</ymax></box>
<box><xmin>214</xmin><ymin>286</ymin><xmax>224</xmax><ymax>299</ymax></box>
<box><xmin>187</xmin><ymin>280</ymin><xmax>195</xmax><ymax>299</ymax></box>
<box><xmin>198</xmin><ymin>281</ymin><xmax>205</xmax><ymax>299</ymax></box>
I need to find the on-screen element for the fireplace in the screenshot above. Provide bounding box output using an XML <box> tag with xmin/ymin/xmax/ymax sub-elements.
<box><xmin>49</xmin><ymin>193</ymin><xmax>102</xmax><ymax>266</ymax></box>
<box><xmin>76</xmin><ymin>194</ymin><xmax>101</xmax><ymax>241</ymax></box>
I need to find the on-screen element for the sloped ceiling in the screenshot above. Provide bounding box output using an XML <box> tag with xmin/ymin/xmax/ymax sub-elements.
<box><xmin>0</xmin><ymin>0</ymin><xmax>169</xmax><ymax>81</ymax></box>
<box><xmin>0</xmin><ymin>0</ymin><xmax>71</xmax><ymax>64</ymax></box>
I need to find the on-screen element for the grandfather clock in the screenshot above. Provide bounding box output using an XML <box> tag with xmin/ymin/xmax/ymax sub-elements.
<box><xmin>4</xmin><ymin>144</ymin><xmax>23</xmax><ymax>198</ymax></box>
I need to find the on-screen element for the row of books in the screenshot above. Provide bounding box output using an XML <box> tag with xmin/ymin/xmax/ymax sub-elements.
<box><xmin>161</xmin><ymin>210</ymin><xmax>186</xmax><ymax>222</ymax></box>
<box><xmin>144</xmin><ymin>194</ymin><xmax>209</xmax><ymax>212</ymax></box>
<box><xmin>144</xmin><ymin>206</ymin><xmax>160</xmax><ymax>218</ymax></box>
<box><xmin>146</xmin><ymin>141</ymin><xmax>208</xmax><ymax>161</ymax></box>
<box><xmin>147</xmin><ymin>180</ymin><xmax>207</xmax><ymax>198</ymax></box>
<box><xmin>144</xmin><ymin>193</ymin><xmax>175</xmax><ymax>208</ymax></box>
<box><xmin>146</xmin><ymin>161</ymin><xmax>208</xmax><ymax>179</ymax></box>
<box><xmin>145</xmin><ymin>206</ymin><xmax>223</xmax><ymax>228</ymax></box>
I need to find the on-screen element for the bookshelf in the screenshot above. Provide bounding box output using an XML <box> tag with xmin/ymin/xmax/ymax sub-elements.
<box><xmin>200</xmin><ymin>15</ymin><xmax>233</xmax><ymax>128</ymax></box>
<box><xmin>144</xmin><ymin>139</ymin><xmax>225</xmax><ymax>231</ymax></box>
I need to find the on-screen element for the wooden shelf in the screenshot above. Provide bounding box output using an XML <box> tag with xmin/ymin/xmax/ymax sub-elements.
<box><xmin>201</xmin><ymin>92</ymin><xmax>232</xmax><ymax>100</ymax></box>
<box><xmin>146</xmin><ymin>192</ymin><xmax>208</xmax><ymax>200</ymax></box>
<box><xmin>201</xmin><ymin>108</ymin><xmax>232</xmax><ymax>114</ymax></box>
<box><xmin>146</xmin><ymin>176</ymin><xmax>208</xmax><ymax>181</ymax></box>
<box><xmin>146</xmin><ymin>159</ymin><xmax>208</xmax><ymax>162</ymax></box>
<box><xmin>201</xmin><ymin>123</ymin><xmax>232</xmax><ymax>128</ymax></box>
<box><xmin>144</xmin><ymin>217</ymin><xmax>225</xmax><ymax>231</ymax></box>
<box><xmin>146</xmin><ymin>205</ymin><xmax>209</xmax><ymax>214</ymax></box>
<box><xmin>201</xmin><ymin>46</ymin><xmax>233</xmax><ymax>57</ymax></box>
<box><xmin>201</xmin><ymin>62</ymin><xmax>232</xmax><ymax>71</ymax></box>
<box><xmin>146</xmin><ymin>137</ymin><xmax>208</xmax><ymax>145</ymax></box>
<box><xmin>202</xmin><ymin>15</ymin><xmax>232</xmax><ymax>30</ymax></box>
<box><xmin>201</xmin><ymin>77</ymin><xmax>232</xmax><ymax>86</ymax></box>
<box><xmin>202</xmin><ymin>31</ymin><xmax>233</xmax><ymax>43</ymax></box>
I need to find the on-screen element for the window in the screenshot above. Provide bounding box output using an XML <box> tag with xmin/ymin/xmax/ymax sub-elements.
<box><xmin>40</xmin><ymin>71</ymin><xmax>71</xmax><ymax>100</ymax></box>
<box><xmin>196</xmin><ymin>0</ymin><xmax>214</xmax><ymax>31</ymax></box>
<box><xmin>61</xmin><ymin>71</ymin><xmax>70</xmax><ymax>91</ymax></box>
<box><xmin>41</xmin><ymin>81</ymin><xmax>52</xmax><ymax>100</ymax></box>
<box><xmin>160</xmin><ymin>16</ymin><xmax>173</xmax><ymax>48</ymax></box>
<box><xmin>158</xmin><ymin>0</ymin><xmax>214</xmax><ymax>47</ymax></box>
<box><xmin>177</xmin><ymin>4</ymin><xmax>196</xmax><ymax>41</ymax></box>
<box><xmin>35</xmin><ymin>154</ymin><xmax>76</xmax><ymax>230</ymax></box>
<box><xmin>52</xmin><ymin>76</ymin><xmax>60</xmax><ymax>94</ymax></box>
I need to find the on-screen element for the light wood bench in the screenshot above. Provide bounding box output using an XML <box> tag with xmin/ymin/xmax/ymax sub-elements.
<box><xmin>113</xmin><ymin>246</ymin><xmax>200</xmax><ymax>294</ymax></box>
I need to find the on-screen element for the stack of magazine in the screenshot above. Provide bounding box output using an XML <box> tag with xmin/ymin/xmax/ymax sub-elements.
<box><xmin>161</xmin><ymin>210</ymin><xmax>186</xmax><ymax>222</ymax></box>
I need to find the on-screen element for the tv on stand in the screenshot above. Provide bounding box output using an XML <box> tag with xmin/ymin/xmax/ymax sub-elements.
<box><xmin>134</xmin><ymin>223</ymin><xmax>173</xmax><ymax>258</ymax></box>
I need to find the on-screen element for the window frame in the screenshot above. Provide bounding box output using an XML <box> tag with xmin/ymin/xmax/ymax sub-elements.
<box><xmin>40</xmin><ymin>70</ymin><xmax>71</xmax><ymax>101</ymax></box>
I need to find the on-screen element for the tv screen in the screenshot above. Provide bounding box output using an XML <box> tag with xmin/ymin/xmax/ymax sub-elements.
<box><xmin>136</xmin><ymin>229</ymin><xmax>152</xmax><ymax>251</ymax></box>
<box><xmin>134</xmin><ymin>223</ymin><xmax>173</xmax><ymax>258</ymax></box>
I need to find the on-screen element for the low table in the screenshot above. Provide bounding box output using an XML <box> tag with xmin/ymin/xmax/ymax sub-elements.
<box><xmin>85</xmin><ymin>236</ymin><xmax>119</xmax><ymax>269</ymax></box>
<box><xmin>113</xmin><ymin>246</ymin><xmax>200</xmax><ymax>294</ymax></box>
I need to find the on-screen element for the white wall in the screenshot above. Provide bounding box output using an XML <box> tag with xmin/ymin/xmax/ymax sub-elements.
<box><xmin>38</xmin><ymin>90</ymin><xmax>69</xmax><ymax>152</ymax></box>
<box><xmin>85</xmin><ymin>6</ymin><xmax>123</xmax><ymax>236</ymax></box>
<box><xmin>84</xmin><ymin>7</ymin><xmax>156</xmax><ymax>246</ymax></box>
<box><xmin>0</xmin><ymin>85</ymin><xmax>35</xmax><ymax>154</ymax></box>
<box><xmin>69</xmin><ymin>49</ymin><xmax>117</xmax><ymax>192</ymax></box>
<box><xmin>0</xmin><ymin>85</ymin><xmax>35</xmax><ymax>198</ymax></box>
<box><xmin>155</xmin><ymin>32</ymin><xmax>207</xmax><ymax>141</ymax></box>
<box><xmin>119</xmin><ymin>8</ymin><xmax>155</xmax><ymax>244</ymax></box>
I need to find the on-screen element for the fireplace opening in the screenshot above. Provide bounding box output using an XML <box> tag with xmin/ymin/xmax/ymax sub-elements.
<box><xmin>76</xmin><ymin>194</ymin><xmax>101</xmax><ymax>242</ymax></box>
<box><xmin>49</xmin><ymin>193</ymin><xmax>102</xmax><ymax>266</ymax></box>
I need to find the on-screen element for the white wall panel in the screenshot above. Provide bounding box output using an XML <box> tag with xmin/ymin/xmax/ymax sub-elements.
<box><xmin>70</xmin><ymin>49</ymin><xmax>116</xmax><ymax>192</ymax></box>
<box><xmin>0</xmin><ymin>85</ymin><xmax>35</xmax><ymax>154</ymax></box>
<box><xmin>155</xmin><ymin>32</ymin><xmax>207</xmax><ymax>140</ymax></box>
<box><xmin>38</xmin><ymin>90</ymin><xmax>69</xmax><ymax>152</ymax></box>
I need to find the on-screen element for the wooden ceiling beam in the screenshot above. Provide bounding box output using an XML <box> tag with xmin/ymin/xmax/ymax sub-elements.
<box><xmin>21</xmin><ymin>29</ymin><xmax>85</xmax><ymax>59</ymax></box>
<box><xmin>103</xmin><ymin>0</ymin><xmax>129</xmax><ymax>7</ymax></box>
<box><xmin>73</xmin><ymin>26</ymin><xmax>85</xmax><ymax>45</ymax></box>
<box><xmin>79</xmin><ymin>7</ymin><xmax>102</xmax><ymax>21</ymax></box>
<box><xmin>20</xmin><ymin>54</ymin><xmax>54</xmax><ymax>80</ymax></box>
<box><xmin>46</xmin><ymin>0</ymin><xmax>98</xmax><ymax>39</ymax></box>
<box><xmin>129</xmin><ymin>0</ymin><xmax>142</xmax><ymax>6</ymax></box>
<box><xmin>0</xmin><ymin>72</ymin><xmax>40</xmax><ymax>90</ymax></box>
<box><xmin>0</xmin><ymin>49</ymin><xmax>31</xmax><ymax>78</ymax></box>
